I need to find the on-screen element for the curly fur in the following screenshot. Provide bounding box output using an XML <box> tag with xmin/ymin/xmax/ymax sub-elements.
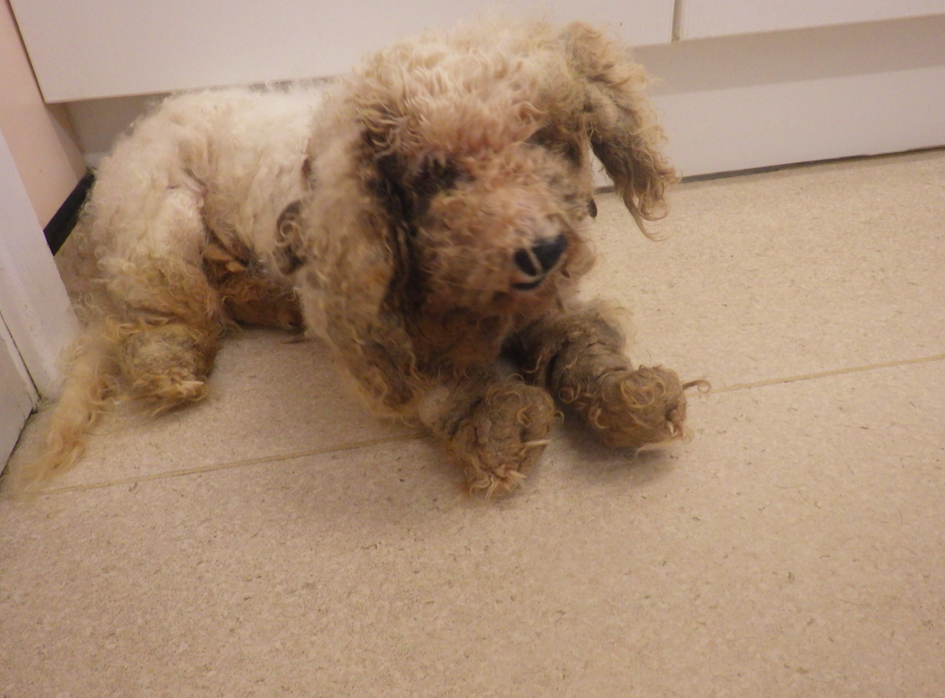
<box><xmin>9</xmin><ymin>19</ymin><xmax>701</xmax><ymax>496</ymax></box>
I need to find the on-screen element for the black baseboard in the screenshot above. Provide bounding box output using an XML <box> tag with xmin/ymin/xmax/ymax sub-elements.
<box><xmin>44</xmin><ymin>171</ymin><xmax>95</xmax><ymax>255</ymax></box>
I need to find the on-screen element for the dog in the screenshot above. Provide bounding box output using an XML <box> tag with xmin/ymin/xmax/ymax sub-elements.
<box><xmin>11</xmin><ymin>19</ymin><xmax>701</xmax><ymax>496</ymax></box>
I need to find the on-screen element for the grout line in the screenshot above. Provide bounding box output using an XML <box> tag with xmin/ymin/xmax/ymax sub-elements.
<box><xmin>30</xmin><ymin>433</ymin><xmax>421</xmax><ymax>497</ymax></box>
<box><xmin>678</xmin><ymin>146</ymin><xmax>945</xmax><ymax>184</ymax></box>
<box><xmin>10</xmin><ymin>354</ymin><xmax>943</xmax><ymax>497</ymax></box>
<box><xmin>710</xmin><ymin>353</ymin><xmax>945</xmax><ymax>394</ymax></box>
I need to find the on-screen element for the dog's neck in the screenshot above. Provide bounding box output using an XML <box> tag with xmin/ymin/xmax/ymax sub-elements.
<box><xmin>402</xmin><ymin>291</ymin><xmax>564</xmax><ymax>374</ymax></box>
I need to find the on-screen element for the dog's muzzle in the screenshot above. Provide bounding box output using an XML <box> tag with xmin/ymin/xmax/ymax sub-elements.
<box><xmin>512</xmin><ymin>234</ymin><xmax>568</xmax><ymax>290</ymax></box>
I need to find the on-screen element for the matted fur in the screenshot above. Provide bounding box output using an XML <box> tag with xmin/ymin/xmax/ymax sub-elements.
<box><xmin>9</xmin><ymin>19</ymin><xmax>702</xmax><ymax>496</ymax></box>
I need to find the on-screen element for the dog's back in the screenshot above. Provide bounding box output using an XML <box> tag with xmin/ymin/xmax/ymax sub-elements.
<box><xmin>87</xmin><ymin>88</ymin><xmax>319</xmax><ymax>266</ymax></box>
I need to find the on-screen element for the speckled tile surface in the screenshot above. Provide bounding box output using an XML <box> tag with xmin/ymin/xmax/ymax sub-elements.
<box><xmin>584</xmin><ymin>150</ymin><xmax>945</xmax><ymax>387</ymax></box>
<box><xmin>3</xmin><ymin>150</ymin><xmax>944</xmax><ymax>697</ymax></box>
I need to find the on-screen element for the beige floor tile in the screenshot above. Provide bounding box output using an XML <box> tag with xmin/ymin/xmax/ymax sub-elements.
<box><xmin>584</xmin><ymin>150</ymin><xmax>945</xmax><ymax>387</ymax></box>
<box><xmin>1</xmin><ymin>360</ymin><xmax>942</xmax><ymax>697</ymax></box>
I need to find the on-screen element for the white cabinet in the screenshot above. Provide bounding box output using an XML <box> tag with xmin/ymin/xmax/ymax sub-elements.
<box><xmin>8</xmin><ymin>1</ymin><xmax>945</xmax><ymax>177</ymax></box>
<box><xmin>10</xmin><ymin>0</ymin><xmax>674</xmax><ymax>103</ymax></box>
<box><xmin>676</xmin><ymin>0</ymin><xmax>945</xmax><ymax>39</ymax></box>
<box><xmin>641</xmin><ymin>16</ymin><xmax>945</xmax><ymax>176</ymax></box>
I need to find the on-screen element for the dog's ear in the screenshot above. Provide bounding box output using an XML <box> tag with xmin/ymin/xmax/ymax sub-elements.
<box><xmin>562</xmin><ymin>22</ymin><xmax>679</xmax><ymax>236</ymax></box>
<box><xmin>296</xmin><ymin>130</ymin><xmax>424</xmax><ymax>412</ymax></box>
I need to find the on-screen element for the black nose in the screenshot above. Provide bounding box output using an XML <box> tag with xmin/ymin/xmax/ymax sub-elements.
<box><xmin>514</xmin><ymin>234</ymin><xmax>568</xmax><ymax>279</ymax></box>
<box><xmin>532</xmin><ymin>234</ymin><xmax>568</xmax><ymax>272</ymax></box>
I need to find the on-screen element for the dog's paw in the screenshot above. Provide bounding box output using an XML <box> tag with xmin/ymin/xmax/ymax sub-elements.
<box><xmin>447</xmin><ymin>381</ymin><xmax>557</xmax><ymax>498</ymax></box>
<box><xmin>574</xmin><ymin>365</ymin><xmax>689</xmax><ymax>449</ymax></box>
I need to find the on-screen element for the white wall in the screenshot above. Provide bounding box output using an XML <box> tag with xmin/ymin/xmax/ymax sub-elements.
<box><xmin>0</xmin><ymin>0</ymin><xmax>85</xmax><ymax>226</ymax></box>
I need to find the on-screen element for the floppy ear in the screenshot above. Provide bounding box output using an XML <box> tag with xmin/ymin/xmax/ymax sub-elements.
<box><xmin>297</xmin><ymin>124</ymin><xmax>424</xmax><ymax>413</ymax></box>
<box><xmin>562</xmin><ymin>22</ymin><xmax>679</xmax><ymax>235</ymax></box>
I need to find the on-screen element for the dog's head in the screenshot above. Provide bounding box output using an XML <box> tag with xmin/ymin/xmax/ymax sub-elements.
<box><xmin>297</xmin><ymin>20</ymin><xmax>677</xmax><ymax>382</ymax></box>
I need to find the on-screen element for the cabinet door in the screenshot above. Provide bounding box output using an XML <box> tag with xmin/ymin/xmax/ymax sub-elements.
<box><xmin>677</xmin><ymin>0</ymin><xmax>945</xmax><ymax>39</ymax></box>
<box><xmin>11</xmin><ymin>0</ymin><xmax>674</xmax><ymax>103</ymax></box>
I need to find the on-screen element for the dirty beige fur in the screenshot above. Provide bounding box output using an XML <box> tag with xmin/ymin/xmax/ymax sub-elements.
<box><xmin>10</xmin><ymin>19</ymin><xmax>703</xmax><ymax>497</ymax></box>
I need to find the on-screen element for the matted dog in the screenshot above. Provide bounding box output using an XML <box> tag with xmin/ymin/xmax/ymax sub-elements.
<box><xmin>13</xmin><ymin>19</ymin><xmax>703</xmax><ymax>496</ymax></box>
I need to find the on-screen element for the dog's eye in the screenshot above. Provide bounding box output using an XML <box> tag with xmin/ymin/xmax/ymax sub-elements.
<box><xmin>416</xmin><ymin>157</ymin><xmax>463</xmax><ymax>196</ymax></box>
<box><xmin>560</xmin><ymin>140</ymin><xmax>584</xmax><ymax>167</ymax></box>
<box><xmin>528</xmin><ymin>127</ymin><xmax>584</xmax><ymax>168</ymax></box>
<box><xmin>409</xmin><ymin>157</ymin><xmax>467</xmax><ymax>219</ymax></box>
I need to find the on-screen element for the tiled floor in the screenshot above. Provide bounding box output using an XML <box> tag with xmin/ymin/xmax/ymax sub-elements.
<box><xmin>3</xmin><ymin>150</ymin><xmax>944</xmax><ymax>697</ymax></box>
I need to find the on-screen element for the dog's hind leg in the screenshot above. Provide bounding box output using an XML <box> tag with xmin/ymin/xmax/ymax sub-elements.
<box><xmin>202</xmin><ymin>240</ymin><xmax>303</xmax><ymax>332</ymax></box>
<box><xmin>115</xmin><ymin>317</ymin><xmax>219</xmax><ymax>410</ymax></box>
<box><xmin>7</xmin><ymin>311</ymin><xmax>220</xmax><ymax>494</ymax></box>
<box><xmin>21</xmin><ymin>262</ymin><xmax>214</xmax><ymax>492</ymax></box>
<box><xmin>8</xmin><ymin>265</ymin><xmax>224</xmax><ymax>494</ymax></box>
<box><xmin>518</xmin><ymin>307</ymin><xmax>692</xmax><ymax>449</ymax></box>
<box><xmin>91</xmin><ymin>175</ymin><xmax>233</xmax><ymax>409</ymax></box>
<box><xmin>102</xmin><ymin>248</ymin><xmax>232</xmax><ymax>413</ymax></box>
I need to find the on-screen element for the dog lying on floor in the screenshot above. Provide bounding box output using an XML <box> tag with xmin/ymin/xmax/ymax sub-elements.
<box><xmin>12</xmin><ymin>19</ymin><xmax>702</xmax><ymax>496</ymax></box>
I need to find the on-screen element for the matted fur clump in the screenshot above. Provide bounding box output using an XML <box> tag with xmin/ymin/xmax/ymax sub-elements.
<box><xmin>11</xmin><ymin>19</ymin><xmax>703</xmax><ymax>497</ymax></box>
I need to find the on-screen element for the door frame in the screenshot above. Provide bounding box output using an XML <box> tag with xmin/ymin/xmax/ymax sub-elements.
<box><xmin>0</xmin><ymin>127</ymin><xmax>78</xmax><ymax>465</ymax></box>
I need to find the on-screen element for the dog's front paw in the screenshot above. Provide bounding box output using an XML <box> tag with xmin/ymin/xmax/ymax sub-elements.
<box><xmin>447</xmin><ymin>381</ymin><xmax>557</xmax><ymax>497</ymax></box>
<box><xmin>569</xmin><ymin>365</ymin><xmax>688</xmax><ymax>449</ymax></box>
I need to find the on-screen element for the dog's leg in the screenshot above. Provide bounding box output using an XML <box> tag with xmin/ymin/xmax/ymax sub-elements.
<box><xmin>115</xmin><ymin>319</ymin><xmax>219</xmax><ymax>411</ymax></box>
<box><xmin>101</xmin><ymin>249</ymin><xmax>226</xmax><ymax>412</ymax></box>
<box><xmin>9</xmin><ymin>281</ymin><xmax>221</xmax><ymax>494</ymax></box>
<box><xmin>328</xmin><ymin>323</ymin><xmax>555</xmax><ymax>495</ymax></box>
<box><xmin>419</xmin><ymin>372</ymin><xmax>557</xmax><ymax>497</ymax></box>
<box><xmin>518</xmin><ymin>307</ymin><xmax>690</xmax><ymax>449</ymax></box>
<box><xmin>202</xmin><ymin>241</ymin><xmax>303</xmax><ymax>332</ymax></box>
